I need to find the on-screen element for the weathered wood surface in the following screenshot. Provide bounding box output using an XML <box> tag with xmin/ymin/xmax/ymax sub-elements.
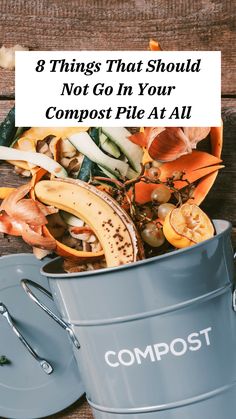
<box><xmin>202</xmin><ymin>107</ymin><xmax>236</xmax><ymax>228</ymax></box>
<box><xmin>0</xmin><ymin>0</ymin><xmax>235</xmax><ymax>97</ymax></box>
<box><xmin>46</xmin><ymin>397</ymin><xmax>93</xmax><ymax>419</ymax></box>
<box><xmin>0</xmin><ymin>1</ymin><xmax>235</xmax><ymax>418</ymax></box>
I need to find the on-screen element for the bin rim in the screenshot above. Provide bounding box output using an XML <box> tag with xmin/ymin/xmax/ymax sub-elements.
<box><xmin>40</xmin><ymin>219</ymin><xmax>232</xmax><ymax>279</ymax></box>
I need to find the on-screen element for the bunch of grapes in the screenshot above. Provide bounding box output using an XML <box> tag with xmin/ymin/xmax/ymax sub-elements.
<box><xmin>139</xmin><ymin>165</ymin><xmax>185</xmax><ymax>249</ymax></box>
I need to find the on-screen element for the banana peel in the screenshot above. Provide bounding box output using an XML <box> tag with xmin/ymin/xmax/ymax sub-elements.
<box><xmin>35</xmin><ymin>178</ymin><xmax>144</xmax><ymax>267</ymax></box>
<box><xmin>30</xmin><ymin>168</ymin><xmax>104</xmax><ymax>261</ymax></box>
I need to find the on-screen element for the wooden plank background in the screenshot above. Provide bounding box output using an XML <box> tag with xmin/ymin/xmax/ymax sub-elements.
<box><xmin>0</xmin><ymin>1</ymin><xmax>235</xmax><ymax>418</ymax></box>
<box><xmin>0</xmin><ymin>0</ymin><xmax>235</xmax><ymax>96</ymax></box>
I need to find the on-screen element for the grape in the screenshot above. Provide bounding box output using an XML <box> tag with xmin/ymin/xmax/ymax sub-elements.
<box><xmin>151</xmin><ymin>185</ymin><xmax>171</xmax><ymax>204</ymax></box>
<box><xmin>152</xmin><ymin>160</ymin><xmax>163</xmax><ymax>168</ymax></box>
<box><xmin>138</xmin><ymin>206</ymin><xmax>154</xmax><ymax>220</ymax></box>
<box><xmin>141</xmin><ymin>223</ymin><xmax>165</xmax><ymax>247</ymax></box>
<box><xmin>158</xmin><ymin>203</ymin><xmax>176</xmax><ymax>220</ymax></box>
<box><xmin>147</xmin><ymin>167</ymin><xmax>160</xmax><ymax>179</ymax></box>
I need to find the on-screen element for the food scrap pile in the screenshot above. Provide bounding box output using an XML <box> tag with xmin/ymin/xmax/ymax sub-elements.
<box><xmin>0</xmin><ymin>104</ymin><xmax>223</xmax><ymax>272</ymax></box>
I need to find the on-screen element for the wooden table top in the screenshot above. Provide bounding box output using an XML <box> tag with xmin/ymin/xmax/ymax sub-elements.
<box><xmin>0</xmin><ymin>1</ymin><xmax>235</xmax><ymax>418</ymax></box>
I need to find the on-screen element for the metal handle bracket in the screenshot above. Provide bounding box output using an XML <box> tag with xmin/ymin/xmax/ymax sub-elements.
<box><xmin>0</xmin><ymin>302</ymin><xmax>53</xmax><ymax>374</ymax></box>
<box><xmin>21</xmin><ymin>279</ymin><xmax>80</xmax><ymax>350</ymax></box>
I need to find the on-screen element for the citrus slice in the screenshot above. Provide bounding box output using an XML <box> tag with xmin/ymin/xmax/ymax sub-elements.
<box><xmin>163</xmin><ymin>204</ymin><xmax>214</xmax><ymax>248</ymax></box>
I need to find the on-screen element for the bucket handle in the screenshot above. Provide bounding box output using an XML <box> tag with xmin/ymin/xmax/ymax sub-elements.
<box><xmin>21</xmin><ymin>279</ymin><xmax>80</xmax><ymax>350</ymax></box>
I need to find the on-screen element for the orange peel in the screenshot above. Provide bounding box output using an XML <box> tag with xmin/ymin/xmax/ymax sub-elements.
<box><xmin>0</xmin><ymin>187</ymin><xmax>17</xmax><ymax>200</ymax></box>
